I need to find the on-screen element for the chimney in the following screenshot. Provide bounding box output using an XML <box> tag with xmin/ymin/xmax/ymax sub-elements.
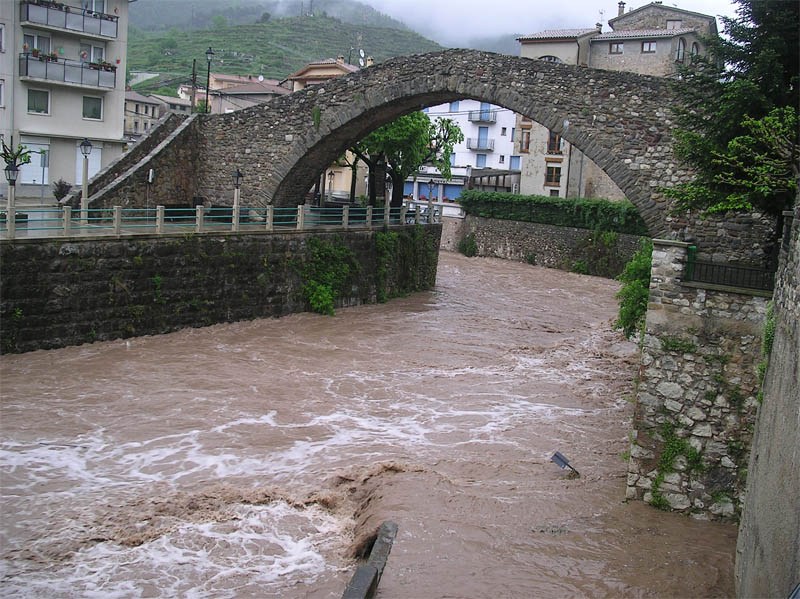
<box><xmin>366</xmin><ymin>56</ymin><xmax>374</xmax><ymax>67</ymax></box>
<box><xmin>596</xmin><ymin>22</ymin><xmax>602</xmax><ymax>32</ymax></box>
<box><xmin>618</xmin><ymin>1</ymin><xmax>625</xmax><ymax>16</ymax></box>
<box><xmin>336</xmin><ymin>55</ymin><xmax>344</xmax><ymax>64</ymax></box>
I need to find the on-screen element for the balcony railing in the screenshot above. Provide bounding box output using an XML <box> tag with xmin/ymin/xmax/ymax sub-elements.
<box><xmin>466</xmin><ymin>138</ymin><xmax>495</xmax><ymax>151</ymax></box>
<box><xmin>20</xmin><ymin>1</ymin><xmax>118</xmax><ymax>38</ymax></box>
<box><xmin>20</xmin><ymin>53</ymin><xmax>117</xmax><ymax>89</ymax></box>
<box><xmin>468</xmin><ymin>109</ymin><xmax>498</xmax><ymax>123</ymax></box>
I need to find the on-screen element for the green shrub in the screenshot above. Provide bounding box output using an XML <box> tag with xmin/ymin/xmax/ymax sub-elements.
<box><xmin>298</xmin><ymin>236</ymin><xmax>360</xmax><ymax>316</ymax></box>
<box><xmin>458</xmin><ymin>232</ymin><xmax>477</xmax><ymax>257</ymax></box>
<box><xmin>459</xmin><ymin>190</ymin><xmax>649</xmax><ymax>235</ymax></box>
<box><xmin>614</xmin><ymin>238</ymin><xmax>653</xmax><ymax>338</ymax></box>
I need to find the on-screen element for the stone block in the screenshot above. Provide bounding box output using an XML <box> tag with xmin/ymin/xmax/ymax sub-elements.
<box><xmin>687</xmin><ymin>407</ymin><xmax>707</xmax><ymax>421</ymax></box>
<box><xmin>665</xmin><ymin>493</ymin><xmax>691</xmax><ymax>510</ymax></box>
<box><xmin>692</xmin><ymin>423</ymin><xmax>713</xmax><ymax>437</ymax></box>
<box><xmin>657</xmin><ymin>381</ymin><xmax>683</xmax><ymax>400</ymax></box>
<box><xmin>664</xmin><ymin>399</ymin><xmax>682</xmax><ymax>412</ymax></box>
<box><xmin>630</xmin><ymin>444</ymin><xmax>654</xmax><ymax>459</ymax></box>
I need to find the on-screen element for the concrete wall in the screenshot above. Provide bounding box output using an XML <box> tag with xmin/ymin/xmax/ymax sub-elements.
<box><xmin>0</xmin><ymin>224</ymin><xmax>442</xmax><ymax>353</ymax></box>
<box><xmin>735</xmin><ymin>207</ymin><xmax>799</xmax><ymax>597</ymax></box>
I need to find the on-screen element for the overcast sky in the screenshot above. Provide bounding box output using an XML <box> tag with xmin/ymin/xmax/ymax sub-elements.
<box><xmin>367</xmin><ymin>0</ymin><xmax>740</xmax><ymax>45</ymax></box>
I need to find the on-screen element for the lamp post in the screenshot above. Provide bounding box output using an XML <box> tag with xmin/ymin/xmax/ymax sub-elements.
<box><xmin>427</xmin><ymin>179</ymin><xmax>435</xmax><ymax>201</ymax></box>
<box><xmin>327</xmin><ymin>170</ymin><xmax>334</xmax><ymax>206</ymax></box>
<box><xmin>4</xmin><ymin>161</ymin><xmax>19</xmax><ymax>238</ymax></box>
<box><xmin>205</xmin><ymin>47</ymin><xmax>214</xmax><ymax>113</ymax></box>
<box><xmin>79</xmin><ymin>138</ymin><xmax>92</xmax><ymax>225</ymax></box>
<box><xmin>232</xmin><ymin>167</ymin><xmax>243</xmax><ymax>231</ymax></box>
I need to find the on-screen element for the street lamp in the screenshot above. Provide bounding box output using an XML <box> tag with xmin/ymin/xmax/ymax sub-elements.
<box><xmin>79</xmin><ymin>138</ymin><xmax>92</xmax><ymax>225</ymax></box>
<box><xmin>232</xmin><ymin>167</ymin><xmax>243</xmax><ymax>231</ymax></box>
<box><xmin>327</xmin><ymin>170</ymin><xmax>334</xmax><ymax>206</ymax></box>
<box><xmin>205</xmin><ymin>47</ymin><xmax>214</xmax><ymax>114</ymax></box>
<box><xmin>427</xmin><ymin>179</ymin><xmax>435</xmax><ymax>201</ymax></box>
<box><xmin>4</xmin><ymin>162</ymin><xmax>19</xmax><ymax>236</ymax></box>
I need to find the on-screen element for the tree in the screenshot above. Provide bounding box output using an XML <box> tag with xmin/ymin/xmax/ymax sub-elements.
<box><xmin>211</xmin><ymin>14</ymin><xmax>227</xmax><ymax>30</ymax></box>
<box><xmin>351</xmin><ymin>112</ymin><xmax>463</xmax><ymax>206</ymax></box>
<box><xmin>258</xmin><ymin>11</ymin><xmax>271</xmax><ymax>23</ymax></box>
<box><xmin>665</xmin><ymin>0</ymin><xmax>799</xmax><ymax>215</ymax></box>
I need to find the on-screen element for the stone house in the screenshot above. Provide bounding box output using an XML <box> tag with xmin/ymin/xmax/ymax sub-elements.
<box><xmin>124</xmin><ymin>91</ymin><xmax>161</xmax><ymax>142</ymax></box>
<box><xmin>514</xmin><ymin>1</ymin><xmax>717</xmax><ymax>200</ymax></box>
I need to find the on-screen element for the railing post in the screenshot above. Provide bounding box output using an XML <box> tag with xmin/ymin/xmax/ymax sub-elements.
<box><xmin>366</xmin><ymin>206</ymin><xmax>373</xmax><ymax>228</ymax></box>
<box><xmin>7</xmin><ymin>207</ymin><xmax>15</xmax><ymax>239</ymax></box>
<box><xmin>296</xmin><ymin>205</ymin><xmax>304</xmax><ymax>230</ymax></box>
<box><xmin>427</xmin><ymin>200</ymin><xmax>434</xmax><ymax>224</ymax></box>
<box><xmin>342</xmin><ymin>205</ymin><xmax>349</xmax><ymax>229</ymax></box>
<box><xmin>113</xmin><ymin>206</ymin><xmax>122</xmax><ymax>235</ymax></box>
<box><xmin>195</xmin><ymin>205</ymin><xmax>204</xmax><ymax>233</ymax></box>
<box><xmin>63</xmin><ymin>206</ymin><xmax>71</xmax><ymax>236</ymax></box>
<box><xmin>401</xmin><ymin>204</ymin><xmax>407</xmax><ymax>225</ymax></box>
<box><xmin>266</xmin><ymin>206</ymin><xmax>273</xmax><ymax>231</ymax></box>
<box><xmin>232</xmin><ymin>187</ymin><xmax>241</xmax><ymax>232</ymax></box>
<box><xmin>156</xmin><ymin>205</ymin><xmax>165</xmax><ymax>234</ymax></box>
<box><xmin>414</xmin><ymin>202</ymin><xmax>420</xmax><ymax>225</ymax></box>
<box><xmin>384</xmin><ymin>196</ymin><xmax>390</xmax><ymax>224</ymax></box>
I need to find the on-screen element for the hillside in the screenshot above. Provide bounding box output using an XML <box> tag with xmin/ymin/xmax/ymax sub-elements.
<box><xmin>127</xmin><ymin>15</ymin><xmax>442</xmax><ymax>84</ymax></box>
<box><xmin>129</xmin><ymin>0</ymin><xmax>409</xmax><ymax>32</ymax></box>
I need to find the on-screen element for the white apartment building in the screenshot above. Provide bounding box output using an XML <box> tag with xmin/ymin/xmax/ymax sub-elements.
<box><xmin>1</xmin><ymin>0</ymin><xmax>133</xmax><ymax>204</ymax></box>
<box><xmin>404</xmin><ymin>99</ymin><xmax>520</xmax><ymax>201</ymax></box>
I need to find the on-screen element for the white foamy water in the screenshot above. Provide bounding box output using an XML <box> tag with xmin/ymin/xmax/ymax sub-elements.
<box><xmin>0</xmin><ymin>253</ymin><xmax>737</xmax><ymax>598</ymax></box>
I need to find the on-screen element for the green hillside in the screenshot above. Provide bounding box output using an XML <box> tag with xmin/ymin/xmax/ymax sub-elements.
<box><xmin>128</xmin><ymin>15</ymin><xmax>442</xmax><ymax>83</ymax></box>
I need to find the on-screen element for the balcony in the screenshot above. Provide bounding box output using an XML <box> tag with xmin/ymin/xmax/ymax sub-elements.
<box><xmin>19</xmin><ymin>53</ymin><xmax>117</xmax><ymax>89</ymax></box>
<box><xmin>466</xmin><ymin>138</ymin><xmax>495</xmax><ymax>151</ymax></box>
<box><xmin>468</xmin><ymin>109</ymin><xmax>498</xmax><ymax>123</ymax></box>
<box><xmin>20</xmin><ymin>1</ymin><xmax>119</xmax><ymax>39</ymax></box>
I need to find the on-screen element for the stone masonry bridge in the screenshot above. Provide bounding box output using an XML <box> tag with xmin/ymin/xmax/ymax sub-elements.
<box><xmin>85</xmin><ymin>48</ymin><xmax>775</xmax><ymax>262</ymax></box>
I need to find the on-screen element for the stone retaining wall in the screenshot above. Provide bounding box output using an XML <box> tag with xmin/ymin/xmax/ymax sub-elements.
<box><xmin>626</xmin><ymin>239</ymin><xmax>769</xmax><ymax>521</ymax></box>
<box><xmin>457</xmin><ymin>215</ymin><xmax>645</xmax><ymax>276</ymax></box>
<box><xmin>0</xmin><ymin>225</ymin><xmax>441</xmax><ymax>354</ymax></box>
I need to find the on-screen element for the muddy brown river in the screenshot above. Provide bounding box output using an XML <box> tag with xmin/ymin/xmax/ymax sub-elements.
<box><xmin>0</xmin><ymin>252</ymin><xmax>736</xmax><ymax>598</ymax></box>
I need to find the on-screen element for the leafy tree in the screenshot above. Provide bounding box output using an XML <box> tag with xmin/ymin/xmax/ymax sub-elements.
<box><xmin>211</xmin><ymin>14</ymin><xmax>228</xmax><ymax>30</ymax></box>
<box><xmin>351</xmin><ymin>112</ymin><xmax>463</xmax><ymax>206</ymax></box>
<box><xmin>258</xmin><ymin>11</ymin><xmax>271</xmax><ymax>23</ymax></box>
<box><xmin>665</xmin><ymin>0</ymin><xmax>799</xmax><ymax>215</ymax></box>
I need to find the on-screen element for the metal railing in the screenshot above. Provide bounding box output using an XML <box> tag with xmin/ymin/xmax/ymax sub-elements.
<box><xmin>20</xmin><ymin>1</ymin><xmax>119</xmax><ymax>38</ymax></box>
<box><xmin>0</xmin><ymin>202</ymin><xmax>440</xmax><ymax>240</ymax></box>
<box><xmin>467</xmin><ymin>109</ymin><xmax>498</xmax><ymax>123</ymax></box>
<box><xmin>466</xmin><ymin>138</ymin><xmax>495</xmax><ymax>151</ymax></box>
<box><xmin>685</xmin><ymin>246</ymin><xmax>775</xmax><ymax>291</ymax></box>
<box><xmin>19</xmin><ymin>53</ymin><xmax>116</xmax><ymax>88</ymax></box>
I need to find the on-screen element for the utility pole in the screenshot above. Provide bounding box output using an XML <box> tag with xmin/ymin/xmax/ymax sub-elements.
<box><xmin>190</xmin><ymin>59</ymin><xmax>197</xmax><ymax>112</ymax></box>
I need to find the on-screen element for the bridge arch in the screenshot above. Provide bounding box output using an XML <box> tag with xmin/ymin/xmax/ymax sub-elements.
<box><xmin>199</xmin><ymin>49</ymin><xmax>689</xmax><ymax>238</ymax></box>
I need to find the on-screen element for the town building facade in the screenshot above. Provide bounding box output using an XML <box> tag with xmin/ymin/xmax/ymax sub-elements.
<box><xmin>516</xmin><ymin>1</ymin><xmax>717</xmax><ymax>200</ymax></box>
<box><xmin>124</xmin><ymin>90</ymin><xmax>160</xmax><ymax>142</ymax></box>
<box><xmin>1</xmin><ymin>0</ymin><xmax>133</xmax><ymax>204</ymax></box>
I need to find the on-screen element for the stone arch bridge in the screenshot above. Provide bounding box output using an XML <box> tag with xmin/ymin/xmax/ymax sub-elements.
<box><xmin>87</xmin><ymin>48</ymin><xmax>773</xmax><ymax>260</ymax></box>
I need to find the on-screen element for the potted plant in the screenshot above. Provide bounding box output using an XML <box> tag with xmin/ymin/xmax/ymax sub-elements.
<box><xmin>31</xmin><ymin>48</ymin><xmax>40</xmax><ymax>58</ymax></box>
<box><xmin>49</xmin><ymin>52</ymin><xmax>59</xmax><ymax>62</ymax></box>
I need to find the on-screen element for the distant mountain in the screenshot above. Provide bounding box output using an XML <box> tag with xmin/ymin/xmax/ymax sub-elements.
<box><xmin>464</xmin><ymin>34</ymin><xmax>523</xmax><ymax>57</ymax></box>
<box><xmin>127</xmin><ymin>15</ymin><xmax>442</xmax><ymax>84</ymax></box>
<box><xmin>129</xmin><ymin>0</ymin><xmax>409</xmax><ymax>32</ymax></box>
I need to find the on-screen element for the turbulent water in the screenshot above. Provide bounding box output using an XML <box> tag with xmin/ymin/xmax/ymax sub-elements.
<box><xmin>0</xmin><ymin>252</ymin><xmax>736</xmax><ymax>598</ymax></box>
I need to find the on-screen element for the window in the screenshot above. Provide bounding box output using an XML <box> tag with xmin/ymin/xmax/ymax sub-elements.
<box><xmin>0</xmin><ymin>24</ymin><xmax>5</xmax><ymax>53</ymax></box>
<box><xmin>135</xmin><ymin>103</ymin><xmax>140</xmax><ymax>113</ymax></box>
<box><xmin>676</xmin><ymin>38</ymin><xmax>686</xmax><ymax>62</ymax></box>
<box><xmin>550</xmin><ymin>189</ymin><xmax>560</xmax><ymax>197</ymax></box>
<box><xmin>88</xmin><ymin>0</ymin><xmax>106</xmax><ymax>13</ymax></box>
<box><xmin>83</xmin><ymin>96</ymin><xmax>102</xmax><ymax>120</ymax></box>
<box><xmin>609</xmin><ymin>42</ymin><xmax>623</xmax><ymax>54</ymax></box>
<box><xmin>690</xmin><ymin>42</ymin><xmax>700</xmax><ymax>61</ymax></box>
<box><xmin>449</xmin><ymin>101</ymin><xmax>459</xmax><ymax>113</ymax></box>
<box><xmin>133</xmin><ymin>120</ymin><xmax>139</xmax><ymax>132</ymax></box>
<box><xmin>27</xmin><ymin>89</ymin><xmax>49</xmax><ymax>114</ymax></box>
<box><xmin>449</xmin><ymin>153</ymin><xmax>456</xmax><ymax>165</ymax></box>
<box><xmin>539</xmin><ymin>55</ymin><xmax>562</xmax><ymax>63</ymax></box>
<box><xmin>24</xmin><ymin>33</ymin><xmax>50</xmax><ymax>54</ymax></box>
<box><xmin>666</xmin><ymin>19</ymin><xmax>682</xmax><ymax>29</ymax></box>
<box><xmin>642</xmin><ymin>41</ymin><xmax>656</xmax><ymax>53</ymax></box>
<box><xmin>520</xmin><ymin>131</ymin><xmax>531</xmax><ymax>152</ymax></box>
<box><xmin>80</xmin><ymin>43</ymin><xmax>105</xmax><ymax>63</ymax></box>
<box><xmin>422</xmin><ymin>107</ymin><xmax>429</xmax><ymax>113</ymax></box>
<box><xmin>511</xmin><ymin>127</ymin><xmax>515</xmax><ymax>142</ymax></box>
<box><xmin>0</xmin><ymin>80</ymin><xmax>4</xmax><ymax>108</ymax></box>
<box><xmin>499</xmin><ymin>155</ymin><xmax>505</xmax><ymax>164</ymax></box>
<box><xmin>501</xmin><ymin>127</ymin><xmax>507</xmax><ymax>136</ymax></box>
<box><xmin>547</xmin><ymin>130</ymin><xmax>562</xmax><ymax>154</ymax></box>
<box><xmin>545</xmin><ymin>166</ymin><xmax>561</xmax><ymax>186</ymax></box>
<box><xmin>476</xmin><ymin>154</ymin><xmax>487</xmax><ymax>168</ymax></box>
<box><xmin>20</xmin><ymin>142</ymin><xmax>49</xmax><ymax>185</ymax></box>
<box><xmin>510</xmin><ymin>156</ymin><xmax>521</xmax><ymax>170</ymax></box>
